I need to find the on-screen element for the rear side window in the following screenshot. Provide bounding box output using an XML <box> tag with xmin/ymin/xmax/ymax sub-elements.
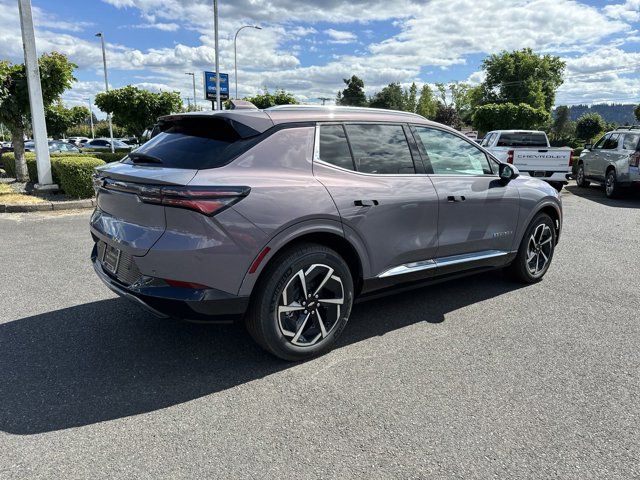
<box><xmin>130</xmin><ymin>117</ymin><xmax>243</xmax><ymax>169</ymax></box>
<box><xmin>481</xmin><ymin>133</ymin><xmax>495</xmax><ymax>147</ymax></box>
<box><xmin>603</xmin><ymin>134</ymin><xmax>620</xmax><ymax>150</ymax></box>
<box><xmin>623</xmin><ymin>133</ymin><xmax>639</xmax><ymax>150</ymax></box>
<box><xmin>345</xmin><ymin>124</ymin><xmax>415</xmax><ymax>174</ymax></box>
<box><xmin>496</xmin><ymin>133</ymin><xmax>548</xmax><ymax>147</ymax></box>
<box><xmin>318</xmin><ymin>125</ymin><xmax>354</xmax><ymax>171</ymax></box>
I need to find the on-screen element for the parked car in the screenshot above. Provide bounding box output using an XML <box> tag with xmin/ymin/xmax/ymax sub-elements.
<box><xmin>576</xmin><ymin>126</ymin><xmax>640</xmax><ymax>198</ymax></box>
<box><xmin>83</xmin><ymin>138</ymin><xmax>133</xmax><ymax>150</ymax></box>
<box><xmin>67</xmin><ymin>137</ymin><xmax>90</xmax><ymax>146</ymax></box>
<box><xmin>90</xmin><ymin>105</ymin><xmax>562</xmax><ymax>360</ymax></box>
<box><xmin>24</xmin><ymin>140</ymin><xmax>81</xmax><ymax>153</ymax></box>
<box><xmin>481</xmin><ymin>130</ymin><xmax>573</xmax><ymax>191</ymax></box>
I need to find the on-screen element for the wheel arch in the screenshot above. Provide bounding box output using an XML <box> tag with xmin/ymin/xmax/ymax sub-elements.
<box><xmin>238</xmin><ymin>221</ymin><xmax>369</xmax><ymax>298</ymax></box>
<box><xmin>536</xmin><ymin>204</ymin><xmax>562</xmax><ymax>244</ymax></box>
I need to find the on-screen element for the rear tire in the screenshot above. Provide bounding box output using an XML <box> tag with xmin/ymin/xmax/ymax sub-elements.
<box><xmin>549</xmin><ymin>182</ymin><xmax>564</xmax><ymax>193</ymax></box>
<box><xmin>245</xmin><ymin>243</ymin><xmax>354</xmax><ymax>361</ymax></box>
<box><xmin>576</xmin><ymin>163</ymin><xmax>590</xmax><ymax>187</ymax></box>
<box><xmin>506</xmin><ymin>213</ymin><xmax>556</xmax><ymax>284</ymax></box>
<box><xmin>605</xmin><ymin>169</ymin><xmax>622</xmax><ymax>198</ymax></box>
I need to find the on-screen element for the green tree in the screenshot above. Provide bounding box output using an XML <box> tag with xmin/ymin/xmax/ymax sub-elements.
<box><xmin>95</xmin><ymin>85</ymin><xmax>182</xmax><ymax>138</ymax></box>
<box><xmin>575</xmin><ymin>113</ymin><xmax>606</xmax><ymax>142</ymax></box>
<box><xmin>434</xmin><ymin>103</ymin><xmax>462</xmax><ymax>129</ymax></box>
<box><xmin>472</xmin><ymin>103</ymin><xmax>550</xmax><ymax>133</ymax></box>
<box><xmin>482</xmin><ymin>48</ymin><xmax>565</xmax><ymax>113</ymax></box>
<box><xmin>0</xmin><ymin>52</ymin><xmax>76</xmax><ymax>181</ymax></box>
<box><xmin>45</xmin><ymin>103</ymin><xmax>90</xmax><ymax>138</ymax></box>
<box><xmin>337</xmin><ymin>75</ymin><xmax>367</xmax><ymax>107</ymax></box>
<box><xmin>635</xmin><ymin>104</ymin><xmax>640</xmax><ymax>122</ymax></box>
<box><xmin>245</xmin><ymin>89</ymin><xmax>298</xmax><ymax>109</ymax></box>
<box><xmin>403</xmin><ymin>83</ymin><xmax>418</xmax><ymax>113</ymax></box>
<box><xmin>369</xmin><ymin>83</ymin><xmax>405</xmax><ymax>110</ymax></box>
<box><xmin>552</xmin><ymin>105</ymin><xmax>574</xmax><ymax>136</ymax></box>
<box><xmin>416</xmin><ymin>84</ymin><xmax>438</xmax><ymax>119</ymax></box>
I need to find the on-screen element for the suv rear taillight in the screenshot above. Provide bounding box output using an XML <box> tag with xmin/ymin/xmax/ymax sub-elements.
<box><xmin>98</xmin><ymin>177</ymin><xmax>250</xmax><ymax>216</ymax></box>
<box><xmin>629</xmin><ymin>151</ymin><xmax>640</xmax><ymax>167</ymax></box>
<box><xmin>507</xmin><ymin>150</ymin><xmax>514</xmax><ymax>164</ymax></box>
<box><xmin>140</xmin><ymin>185</ymin><xmax>250</xmax><ymax>216</ymax></box>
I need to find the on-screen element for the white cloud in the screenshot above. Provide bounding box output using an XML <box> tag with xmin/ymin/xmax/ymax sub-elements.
<box><xmin>324</xmin><ymin>29</ymin><xmax>357</xmax><ymax>44</ymax></box>
<box><xmin>604</xmin><ymin>0</ymin><xmax>640</xmax><ymax>22</ymax></box>
<box><xmin>130</xmin><ymin>22</ymin><xmax>180</xmax><ymax>32</ymax></box>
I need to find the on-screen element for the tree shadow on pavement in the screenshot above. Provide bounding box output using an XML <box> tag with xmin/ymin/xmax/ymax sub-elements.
<box><xmin>0</xmin><ymin>270</ymin><xmax>524</xmax><ymax>435</ymax></box>
<box><xmin>565</xmin><ymin>184</ymin><xmax>640</xmax><ymax>209</ymax></box>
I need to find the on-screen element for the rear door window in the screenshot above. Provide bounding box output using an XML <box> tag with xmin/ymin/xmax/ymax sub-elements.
<box><xmin>344</xmin><ymin>124</ymin><xmax>415</xmax><ymax>174</ymax></box>
<box><xmin>128</xmin><ymin>117</ymin><xmax>244</xmax><ymax>169</ymax></box>
<box><xmin>623</xmin><ymin>133</ymin><xmax>640</xmax><ymax>150</ymax></box>
<box><xmin>318</xmin><ymin>124</ymin><xmax>354</xmax><ymax>171</ymax></box>
<box><xmin>603</xmin><ymin>134</ymin><xmax>620</xmax><ymax>150</ymax></box>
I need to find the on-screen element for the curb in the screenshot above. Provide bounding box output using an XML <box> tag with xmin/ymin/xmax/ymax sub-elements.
<box><xmin>0</xmin><ymin>198</ymin><xmax>96</xmax><ymax>213</ymax></box>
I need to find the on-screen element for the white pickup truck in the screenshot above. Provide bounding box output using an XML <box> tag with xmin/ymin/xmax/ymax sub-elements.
<box><xmin>481</xmin><ymin>130</ymin><xmax>573</xmax><ymax>191</ymax></box>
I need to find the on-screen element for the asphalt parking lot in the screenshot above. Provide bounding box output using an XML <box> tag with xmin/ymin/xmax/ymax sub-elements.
<box><xmin>1</xmin><ymin>183</ymin><xmax>639</xmax><ymax>479</ymax></box>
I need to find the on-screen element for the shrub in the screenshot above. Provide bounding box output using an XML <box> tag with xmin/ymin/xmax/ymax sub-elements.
<box><xmin>88</xmin><ymin>152</ymin><xmax>128</xmax><ymax>163</ymax></box>
<box><xmin>52</xmin><ymin>157</ymin><xmax>105</xmax><ymax>198</ymax></box>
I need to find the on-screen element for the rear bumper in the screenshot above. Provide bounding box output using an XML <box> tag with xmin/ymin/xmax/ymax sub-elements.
<box><xmin>520</xmin><ymin>171</ymin><xmax>569</xmax><ymax>183</ymax></box>
<box><xmin>92</xmin><ymin>246</ymin><xmax>249</xmax><ymax>322</ymax></box>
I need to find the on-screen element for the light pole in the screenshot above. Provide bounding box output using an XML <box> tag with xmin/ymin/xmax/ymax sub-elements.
<box><xmin>213</xmin><ymin>0</ymin><xmax>221</xmax><ymax>110</ymax></box>
<box><xmin>318</xmin><ymin>97</ymin><xmax>331</xmax><ymax>106</ymax></box>
<box><xmin>234</xmin><ymin>25</ymin><xmax>261</xmax><ymax>99</ymax></box>
<box><xmin>88</xmin><ymin>97</ymin><xmax>95</xmax><ymax>139</ymax></box>
<box><xmin>18</xmin><ymin>0</ymin><xmax>55</xmax><ymax>188</ymax></box>
<box><xmin>185</xmin><ymin>72</ymin><xmax>196</xmax><ymax>110</ymax></box>
<box><xmin>95</xmin><ymin>32</ymin><xmax>115</xmax><ymax>152</ymax></box>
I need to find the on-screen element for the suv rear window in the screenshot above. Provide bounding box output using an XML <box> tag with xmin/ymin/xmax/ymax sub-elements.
<box><xmin>496</xmin><ymin>133</ymin><xmax>548</xmax><ymax>147</ymax></box>
<box><xmin>128</xmin><ymin>117</ymin><xmax>244</xmax><ymax>169</ymax></box>
<box><xmin>623</xmin><ymin>133</ymin><xmax>640</xmax><ymax>150</ymax></box>
<box><xmin>345</xmin><ymin>124</ymin><xmax>415</xmax><ymax>174</ymax></box>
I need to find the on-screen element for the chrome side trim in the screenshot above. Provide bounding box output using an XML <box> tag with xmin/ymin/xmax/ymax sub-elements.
<box><xmin>378</xmin><ymin>259</ymin><xmax>437</xmax><ymax>278</ymax></box>
<box><xmin>377</xmin><ymin>250</ymin><xmax>510</xmax><ymax>278</ymax></box>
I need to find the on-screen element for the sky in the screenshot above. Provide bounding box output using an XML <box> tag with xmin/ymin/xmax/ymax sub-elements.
<box><xmin>1</xmin><ymin>0</ymin><xmax>639</xmax><ymax>117</ymax></box>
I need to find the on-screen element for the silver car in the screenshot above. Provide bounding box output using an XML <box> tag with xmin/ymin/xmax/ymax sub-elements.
<box><xmin>91</xmin><ymin>105</ymin><xmax>562</xmax><ymax>360</ymax></box>
<box><xmin>576</xmin><ymin>127</ymin><xmax>640</xmax><ymax>198</ymax></box>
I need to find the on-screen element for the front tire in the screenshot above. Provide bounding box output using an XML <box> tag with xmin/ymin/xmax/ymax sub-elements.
<box><xmin>245</xmin><ymin>243</ymin><xmax>354</xmax><ymax>361</ymax></box>
<box><xmin>576</xmin><ymin>163</ymin><xmax>590</xmax><ymax>187</ymax></box>
<box><xmin>506</xmin><ymin>213</ymin><xmax>556</xmax><ymax>284</ymax></box>
<box><xmin>605</xmin><ymin>170</ymin><xmax>622</xmax><ymax>198</ymax></box>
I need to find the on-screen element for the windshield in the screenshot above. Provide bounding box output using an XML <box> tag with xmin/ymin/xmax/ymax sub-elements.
<box><xmin>496</xmin><ymin>133</ymin><xmax>548</xmax><ymax>147</ymax></box>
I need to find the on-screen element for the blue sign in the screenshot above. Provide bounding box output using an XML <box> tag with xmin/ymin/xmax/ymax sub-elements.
<box><xmin>204</xmin><ymin>71</ymin><xmax>229</xmax><ymax>100</ymax></box>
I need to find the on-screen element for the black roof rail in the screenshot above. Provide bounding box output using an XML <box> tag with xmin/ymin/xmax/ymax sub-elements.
<box><xmin>618</xmin><ymin>125</ymin><xmax>640</xmax><ymax>131</ymax></box>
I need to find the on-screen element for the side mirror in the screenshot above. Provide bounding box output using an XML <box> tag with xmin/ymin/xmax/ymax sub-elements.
<box><xmin>584</xmin><ymin>144</ymin><xmax>592</xmax><ymax>150</ymax></box>
<box><xmin>499</xmin><ymin>163</ymin><xmax>519</xmax><ymax>182</ymax></box>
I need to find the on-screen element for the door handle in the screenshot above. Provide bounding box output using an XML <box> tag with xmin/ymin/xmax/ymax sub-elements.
<box><xmin>447</xmin><ymin>195</ymin><xmax>466</xmax><ymax>203</ymax></box>
<box><xmin>354</xmin><ymin>199</ymin><xmax>378</xmax><ymax>207</ymax></box>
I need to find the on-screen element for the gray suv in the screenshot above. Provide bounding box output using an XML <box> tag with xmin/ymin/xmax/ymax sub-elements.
<box><xmin>576</xmin><ymin>126</ymin><xmax>640</xmax><ymax>198</ymax></box>
<box><xmin>90</xmin><ymin>105</ymin><xmax>562</xmax><ymax>360</ymax></box>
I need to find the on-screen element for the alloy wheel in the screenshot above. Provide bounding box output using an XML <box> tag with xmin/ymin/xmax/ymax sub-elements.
<box><xmin>526</xmin><ymin>223</ymin><xmax>553</xmax><ymax>276</ymax></box>
<box><xmin>277</xmin><ymin>264</ymin><xmax>345</xmax><ymax>347</ymax></box>
<box><xmin>606</xmin><ymin>173</ymin><xmax>615</xmax><ymax>197</ymax></box>
<box><xmin>577</xmin><ymin>166</ymin><xmax>584</xmax><ymax>185</ymax></box>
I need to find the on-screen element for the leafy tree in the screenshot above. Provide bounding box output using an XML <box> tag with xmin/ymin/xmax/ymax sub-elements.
<box><xmin>482</xmin><ymin>48</ymin><xmax>565</xmax><ymax>113</ymax></box>
<box><xmin>95</xmin><ymin>85</ymin><xmax>182</xmax><ymax>138</ymax></box>
<box><xmin>403</xmin><ymin>83</ymin><xmax>418</xmax><ymax>113</ymax></box>
<box><xmin>575</xmin><ymin>113</ymin><xmax>606</xmax><ymax>142</ymax></box>
<box><xmin>635</xmin><ymin>104</ymin><xmax>640</xmax><ymax>122</ymax></box>
<box><xmin>0</xmin><ymin>52</ymin><xmax>76</xmax><ymax>181</ymax></box>
<box><xmin>434</xmin><ymin>103</ymin><xmax>462</xmax><ymax>129</ymax></box>
<box><xmin>369</xmin><ymin>83</ymin><xmax>405</xmax><ymax>110</ymax></box>
<box><xmin>337</xmin><ymin>75</ymin><xmax>367</xmax><ymax>107</ymax></box>
<box><xmin>416</xmin><ymin>84</ymin><xmax>438</xmax><ymax>119</ymax></box>
<box><xmin>245</xmin><ymin>89</ymin><xmax>298</xmax><ymax>109</ymax></box>
<box><xmin>552</xmin><ymin>105</ymin><xmax>574</xmax><ymax>136</ymax></box>
<box><xmin>472</xmin><ymin>103</ymin><xmax>550</xmax><ymax>133</ymax></box>
<box><xmin>94</xmin><ymin>121</ymin><xmax>128</xmax><ymax>138</ymax></box>
<box><xmin>45</xmin><ymin>103</ymin><xmax>90</xmax><ymax>138</ymax></box>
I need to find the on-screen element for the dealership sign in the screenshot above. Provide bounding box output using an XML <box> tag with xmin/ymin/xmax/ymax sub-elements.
<box><xmin>204</xmin><ymin>71</ymin><xmax>229</xmax><ymax>100</ymax></box>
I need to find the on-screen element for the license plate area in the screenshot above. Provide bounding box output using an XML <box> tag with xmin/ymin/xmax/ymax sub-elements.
<box><xmin>533</xmin><ymin>171</ymin><xmax>546</xmax><ymax>177</ymax></box>
<box><xmin>102</xmin><ymin>244</ymin><xmax>122</xmax><ymax>274</ymax></box>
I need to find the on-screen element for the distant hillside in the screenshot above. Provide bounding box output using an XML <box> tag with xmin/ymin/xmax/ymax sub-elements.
<box><xmin>562</xmin><ymin>104</ymin><xmax>638</xmax><ymax>125</ymax></box>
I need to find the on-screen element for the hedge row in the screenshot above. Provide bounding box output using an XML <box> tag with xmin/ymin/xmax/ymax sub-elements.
<box><xmin>1</xmin><ymin>154</ymin><xmax>105</xmax><ymax>198</ymax></box>
<box><xmin>1</xmin><ymin>151</ymin><xmax>124</xmax><ymax>174</ymax></box>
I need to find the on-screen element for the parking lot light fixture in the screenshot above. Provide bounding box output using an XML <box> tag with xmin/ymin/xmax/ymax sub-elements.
<box><xmin>95</xmin><ymin>32</ymin><xmax>115</xmax><ymax>153</ymax></box>
<box><xmin>185</xmin><ymin>72</ymin><xmax>197</xmax><ymax>110</ymax></box>
<box><xmin>234</xmin><ymin>25</ymin><xmax>262</xmax><ymax>100</ymax></box>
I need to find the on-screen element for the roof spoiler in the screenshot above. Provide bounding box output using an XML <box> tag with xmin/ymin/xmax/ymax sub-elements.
<box><xmin>228</xmin><ymin>99</ymin><xmax>258</xmax><ymax>110</ymax></box>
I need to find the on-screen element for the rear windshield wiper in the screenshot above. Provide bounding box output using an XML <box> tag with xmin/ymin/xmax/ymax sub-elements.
<box><xmin>128</xmin><ymin>152</ymin><xmax>163</xmax><ymax>164</ymax></box>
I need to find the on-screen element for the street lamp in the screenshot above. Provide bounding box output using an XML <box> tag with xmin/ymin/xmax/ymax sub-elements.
<box><xmin>185</xmin><ymin>72</ymin><xmax>197</xmax><ymax>110</ymax></box>
<box><xmin>95</xmin><ymin>32</ymin><xmax>115</xmax><ymax>153</ymax></box>
<box><xmin>234</xmin><ymin>25</ymin><xmax>262</xmax><ymax>99</ymax></box>
<box><xmin>213</xmin><ymin>0</ymin><xmax>220</xmax><ymax>110</ymax></box>
<box><xmin>88</xmin><ymin>97</ymin><xmax>95</xmax><ymax>139</ymax></box>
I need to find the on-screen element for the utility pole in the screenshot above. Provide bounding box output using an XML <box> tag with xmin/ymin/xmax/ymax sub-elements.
<box><xmin>88</xmin><ymin>97</ymin><xmax>95</xmax><ymax>138</ymax></box>
<box><xmin>96</xmin><ymin>32</ymin><xmax>115</xmax><ymax>152</ymax></box>
<box><xmin>18</xmin><ymin>0</ymin><xmax>56</xmax><ymax>189</ymax></box>
<box><xmin>185</xmin><ymin>72</ymin><xmax>196</xmax><ymax>110</ymax></box>
<box><xmin>213</xmin><ymin>0</ymin><xmax>221</xmax><ymax>110</ymax></box>
<box><xmin>318</xmin><ymin>97</ymin><xmax>331</xmax><ymax>106</ymax></box>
